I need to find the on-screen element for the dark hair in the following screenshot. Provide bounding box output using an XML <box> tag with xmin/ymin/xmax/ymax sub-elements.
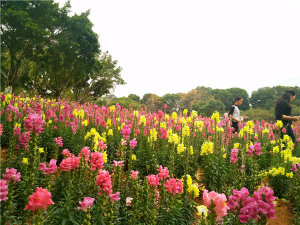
<box><xmin>274</xmin><ymin>90</ymin><xmax>295</xmax><ymax>110</ymax></box>
<box><xmin>231</xmin><ymin>96</ymin><xmax>243</xmax><ymax>105</ymax></box>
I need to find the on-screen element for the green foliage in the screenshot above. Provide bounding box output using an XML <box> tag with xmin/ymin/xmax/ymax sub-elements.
<box><xmin>192</xmin><ymin>98</ymin><xmax>225</xmax><ymax>117</ymax></box>
<box><xmin>242</xmin><ymin>107</ymin><xmax>275</xmax><ymax>123</ymax></box>
<box><xmin>128</xmin><ymin>94</ymin><xmax>140</xmax><ymax>102</ymax></box>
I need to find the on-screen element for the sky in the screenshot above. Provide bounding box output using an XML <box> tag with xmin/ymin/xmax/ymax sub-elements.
<box><xmin>55</xmin><ymin>0</ymin><xmax>300</xmax><ymax>99</ymax></box>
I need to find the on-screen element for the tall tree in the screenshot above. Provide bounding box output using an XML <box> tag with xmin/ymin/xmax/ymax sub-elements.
<box><xmin>161</xmin><ymin>93</ymin><xmax>181</xmax><ymax>113</ymax></box>
<box><xmin>226</xmin><ymin>87</ymin><xmax>250</xmax><ymax>111</ymax></box>
<box><xmin>1</xmin><ymin>1</ymin><xmax>69</xmax><ymax>91</ymax></box>
<box><xmin>192</xmin><ymin>98</ymin><xmax>225</xmax><ymax>117</ymax></box>
<box><xmin>32</xmin><ymin>10</ymin><xmax>100</xmax><ymax>99</ymax></box>
<box><xmin>72</xmin><ymin>51</ymin><xmax>125</xmax><ymax>104</ymax></box>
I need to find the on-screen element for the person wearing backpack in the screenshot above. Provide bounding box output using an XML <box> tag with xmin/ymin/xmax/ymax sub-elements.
<box><xmin>228</xmin><ymin>96</ymin><xmax>248</xmax><ymax>132</ymax></box>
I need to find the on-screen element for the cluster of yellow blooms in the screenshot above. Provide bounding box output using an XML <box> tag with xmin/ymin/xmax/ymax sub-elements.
<box><xmin>181</xmin><ymin>174</ymin><xmax>200</xmax><ymax>198</ymax></box>
<box><xmin>73</xmin><ymin>109</ymin><xmax>85</xmax><ymax>119</ymax></box>
<box><xmin>149</xmin><ymin>128</ymin><xmax>157</xmax><ymax>142</ymax></box>
<box><xmin>200</xmin><ymin>141</ymin><xmax>214</xmax><ymax>156</ymax></box>
<box><xmin>211</xmin><ymin>112</ymin><xmax>220</xmax><ymax>123</ymax></box>
<box><xmin>84</xmin><ymin>128</ymin><xmax>106</xmax><ymax>150</ymax></box>
<box><xmin>139</xmin><ymin>115</ymin><xmax>146</xmax><ymax>126</ymax></box>
<box><xmin>259</xmin><ymin>167</ymin><xmax>294</xmax><ymax>179</ymax></box>
<box><xmin>177</xmin><ymin>143</ymin><xmax>186</xmax><ymax>154</ymax></box>
<box><xmin>168</xmin><ymin>133</ymin><xmax>179</xmax><ymax>145</ymax></box>
<box><xmin>182</xmin><ymin>125</ymin><xmax>190</xmax><ymax>137</ymax></box>
<box><xmin>275</xmin><ymin>120</ymin><xmax>283</xmax><ymax>128</ymax></box>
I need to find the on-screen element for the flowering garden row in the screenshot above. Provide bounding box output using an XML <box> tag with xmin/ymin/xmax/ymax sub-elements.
<box><xmin>0</xmin><ymin>93</ymin><xmax>300</xmax><ymax>224</ymax></box>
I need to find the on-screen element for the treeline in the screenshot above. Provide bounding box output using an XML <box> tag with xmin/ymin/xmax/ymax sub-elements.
<box><xmin>100</xmin><ymin>85</ymin><xmax>300</xmax><ymax>123</ymax></box>
<box><xmin>1</xmin><ymin>1</ymin><xmax>125</xmax><ymax>103</ymax></box>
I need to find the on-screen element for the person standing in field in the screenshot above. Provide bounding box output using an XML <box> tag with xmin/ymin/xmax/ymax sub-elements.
<box><xmin>228</xmin><ymin>96</ymin><xmax>248</xmax><ymax>132</ymax></box>
<box><xmin>275</xmin><ymin>90</ymin><xmax>300</xmax><ymax>144</ymax></box>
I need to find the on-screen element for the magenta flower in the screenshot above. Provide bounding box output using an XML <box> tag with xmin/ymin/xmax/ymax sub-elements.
<box><xmin>90</xmin><ymin>152</ymin><xmax>104</xmax><ymax>170</ymax></box>
<box><xmin>95</xmin><ymin>169</ymin><xmax>112</xmax><ymax>195</ymax></box>
<box><xmin>62</xmin><ymin>149</ymin><xmax>72</xmax><ymax>157</ymax></box>
<box><xmin>290</xmin><ymin>164</ymin><xmax>298</xmax><ymax>173</ymax></box>
<box><xmin>146</xmin><ymin>174</ymin><xmax>160</xmax><ymax>188</ymax></box>
<box><xmin>39</xmin><ymin>159</ymin><xmax>57</xmax><ymax>174</ymax></box>
<box><xmin>77</xmin><ymin>197</ymin><xmax>95</xmax><ymax>212</ymax></box>
<box><xmin>59</xmin><ymin>158</ymin><xmax>73</xmax><ymax>171</ymax></box>
<box><xmin>109</xmin><ymin>192</ymin><xmax>121</xmax><ymax>203</ymax></box>
<box><xmin>0</xmin><ymin>180</ymin><xmax>8</xmax><ymax>202</ymax></box>
<box><xmin>18</xmin><ymin>131</ymin><xmax>31</xmax><ymax>149</ymax></box>
<box><xmin>230</xmin><ymin>148</ymin><xmax>238</xmax><ymax>163</ymax></box>
<box><xmin>98</xmin><ymin>141</ymin><xmax>107</xmax><ymax>151</ymax></box>
<box><xmin>2</xmin><ymin>168</ymin><xmax>21</xmax><ymax>183</ymax></box>
<box><xmin>78</xmin><ymin>147</ymin><xmax>90</xmax><ymax>162</ymax></box>
<box><xmin>24</xmin><ymin>113</ymin><xmax>44</xmax><ymax>134</ymax></box>
<box><xmin>247</xmin><ymin>145</ymin><xmax>255</xmax><ymax>157</ymax></box>
<box><xmin>157</xmin><ymin>165</ymin><xmax>170</xmax><ymax>180</ymax></box>
<box><xmin>24</xmin><ymin>187</ymin><xmax>54</xmax><ymax>213</ymax></box>
<box><xmin>129</xmin><ymin>138</ymin><xmax>137</xmax><ymax>149</ymax></box>
<box><xmin>131</xmin><ymin>170</ymin><xmax>139</xmax><ymax>180</ymax></box>
<box><xmin>54</xmin><ymin>137</ymin><xmax>63</xmax><ymax>147</ymax></box>
<box><xmin>164</xmin><ymin>178</ymin><xmax>183</xmax><ymax>195</ymax></box>
<box><xmin>0</xmin><ymin>124</ymin><xmax>2</xmax><ymax>136</ymax></box>
<box><xmin>254</xmin><ymin>142</ymin><xmax>262</xmax><ymax>155</ymax></box>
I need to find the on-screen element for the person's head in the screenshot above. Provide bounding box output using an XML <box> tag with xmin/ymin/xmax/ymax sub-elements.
<box><xmin>275</xmin><ymin>90</ymin><xmax>296</xmax><ymax>109</ymax></box>
<box><xmin>233</xmin><ymin>96</ymin><xmax>243</xmax><ymax>106</ymax></box>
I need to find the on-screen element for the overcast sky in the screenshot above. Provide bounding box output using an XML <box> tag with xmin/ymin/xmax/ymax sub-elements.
<box><xmin>56</xmin><ymin>0</ymin><xmax>300</xmax><ymax>99</ymax></box>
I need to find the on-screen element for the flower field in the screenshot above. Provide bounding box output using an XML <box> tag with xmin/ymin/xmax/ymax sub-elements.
<box><xmin>1</xmin><ymin>93</ymin><xmax>300</xmax><ymax>225</ymax></box>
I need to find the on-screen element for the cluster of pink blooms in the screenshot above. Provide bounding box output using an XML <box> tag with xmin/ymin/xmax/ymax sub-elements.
<box><xmin>24</xmin><ymin>113</ymin><xmax>45</xmax><ymax>134</ymax></box>
<box><xmin>62</xmin><ymin>149</ymin><xmax>72</xmax><ymax>158</ymax></box>
<box><xmin>164</xmin><ymin>178</ymin><xmax>183</xmax><ymax>195</ymax></box>
<box><xmin>157</xmin><ymin>165</ymin><xmax>170</xmax><ymax>180</ymax></box>
<box><xmin>109</xmin><ymin>192</ymin><xmax>121</xmax><ymax>203</ymax></box>
<box><xmin>230</xmin><ymin>148</ymin><xmax>239</xmax><ymax>163</ymax></box>
<box><xmin>247</xmin><ymin>142</ymin><xmax>262</xmax><ymax>157</ymax></box>
<box><xmin>54</xmin><ymin>137</ymin><xmax>63</xmax><ymax>147</ymax></box>
<box><xmin>78</xmin><ymin>147</ymin><xmax>90</xmax><ymax>163</ymax></box>
<box><xmin>59</xmin><ymin>156</ymin><xmax>80</xmax><ymax>171</ymax></box>
<box><xmin>112</xmin><ymin>160</ymin><xmax>124</xmax><ymax>167</ymax></box>
<box><xmin>98</xmin><ymin>141</ymin><xmax>107</xmax><ymax>151</ymax></box>
<box><xmin>39</xmin><ymin>159</ymin><xmax>57</xmax><ymax>174</ymax></box>
<box><xmin>146</xmin><ymin>174</ymin><xmax>160</xmax><ymax>188</ymax></box>
<box><xmin>0</xmin><ymin>180</ymin><xmax>8</xmax><ymax>201</ymax></box>
<box><xmin>0</xmin><ymin>124</ymin><xmax>2</xmax><ymax>136</ymax></box>
<box><xmin>95</xmin><ymin>169</ymin><xmax>113</xmax><ymax>195</ymax></box>
<box><xmin>78</xmin><ymin>197</ymin><xmax>95</xmax><ymax>212</ymax></box>
<box><xmin>131</xmin><ymin>170</ymin><xmax>139</xmax><ymax>180</ymax></box>
<box><xmin>203</xmin><ymin>189</ymin><xmax>229</xmax><ymax>221</ymax></box>
<box><xmin>18</xmin><ymin>131</ymin><xmax>31</xmax><ymax>149</ymax></box>
<box><xmin>2</xmin><ymin>168</ymin><xmax>21</xmax><ymax>183</ymax></box>
<box><xmin>291</xmin><ymin>163</ymin><xmax>300</xmax><ymax>173</ymax></box>
<box><xmin>24</xmin><ymin>187</ymin><xmax>54</xmax><ymax>213</ymax></box>
<box><xmin>90</xmin><ymin>152</ymin><xmax>105</xmax><ymax>170</ymax></box>
<box><xmin>120</xmin><ymin>124</ymin><xmax>131</xmax><ymax>139</ymax></box>
<box><xmin>227</xmin><ymin>186</ymin><xmax>276</xmax><ymax>223</ymax></box>
<box><xmin>129</xmin><ymin>138</ymin><xmax>137</xmax><ymax>149</ymax></box>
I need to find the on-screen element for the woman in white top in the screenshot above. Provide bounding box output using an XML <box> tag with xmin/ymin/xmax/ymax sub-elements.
<box><xmin>228</xmin><ymin>96</ymin><xmax>248</xmax><ymax>132</ymax></box>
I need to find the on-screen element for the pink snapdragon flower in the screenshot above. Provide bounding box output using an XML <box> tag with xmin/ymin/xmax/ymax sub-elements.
<box><xmin>146</xmin><ymin>174</ymin><xmax>160</xmax><ymax>188</ymax></box>
<box><xmin>2</xmin><ymin>168</ymin><xmax>21</xmax><ymax>183</ymax></box>
<box><xmin>54</xmin><ymin>137</ymin><xmax>63</xmax><ymax>147</ymax></box>
<box><xmin>247</xmin><ymin>145</ymin><xmax>255</xmax><ymax>157</ymax></box>
<box><xmin>131</xmin><ymin>170</ymin><xmax>139</xmax><ymax>180</ymax></box>
<box><xmin>39</xmin><ymin>159</ymin><xmax>57</xmax><ymax>174</ymax></box>
<box><xmin>98</xmin><ymin>141</ymin><xmax>107</xmax><ymax>151</ymax></box>
<box><xmin>59</xmin><ymin>158</ymin><xmax>73</xmax><ymax>171</ymax></box>
<box><xmin>290</xmin><ymin>164</ymin><xmax>300</xmax><ymax>173</ymax></box>
<box><xmin>0</xmin><ymin>180</ymin><xmax>8</xmax><ymax>202</ymax></box>
<box><xmin>254</xmin><ymin>142</ymin><xmax>262</xmax><ymax>155</ymax></box>
<box><xmin>62</xmin><ymin>149</ymin><xmax>72</xmax><ymax>157</ymax></box>
<box><xmin>109</xmin><ymin>192</ymin><xmax>121</xmax><ymax>203</ymax></box>
<box><xmin>129</xmin><ymin>138</ymin><xmax>137</xmax><ymax>149</ymax></box>
<box><xmin>95</xmin><ymin>169</ymin><xmax>112</xmax><ymax>195</ymax></box>
<box><xmin>78</xmin><ymin>197</ymin><xmax>95</xmax><ymax>212</ymax></box>
<box><xmin>164</xmin><ymin>178</ymin><xmax>183</xmax><ymax>195</ymax></box>
<box><xmin>0</xmin><ymin>124</ymin><xmax>3</xmax><ymax>136</ymax></box>
<box><xmin>157</xmin><ymin>165</ymin><xmax>170</xmax><ymax>180</ymax></box>
<box><xmin>90</xmin><ymin>152</ymin><xmax>104</xmax><ymax>170</ymax></box>
<box><xmin>203</xmin><ymin>189</ymin><xmax>229</xmax><ymax>221</ymax></box>
<box><xmin>24</xmin><ymin>187</ymin><xmax>54</xmax><ymax>213</ymax></box>
<box><xmin>13</xmin><ymin>126</ymin><xmax>21</xmax><ymax>136</ymax></box>
<box><xmin>78</xmin><ymin>147</ymin><xmax>90</xmax><ymax>162</ymax></box>
<box><xmin>230</xmin><ymin>148</ymin><xmax>238</xmax><ymax>163</ymax></box>
<box><xmin>24</xmin><ymin>113</ymin><xmax>44</xmax><ymax>134</ymax></box>
<box><xmin>126</xmin><ymin>197</ymin><xmax>133</xmax><ymax>206</ymax></box>
<box><xmin>112</xmin><ymin>160</ymin><xmax>124</xmax><ymax>167</ymax></box>
<box><xmin>18</xmin><ymin>131</ymin><xmax>31</xmax><ymax>149</ymax></box>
